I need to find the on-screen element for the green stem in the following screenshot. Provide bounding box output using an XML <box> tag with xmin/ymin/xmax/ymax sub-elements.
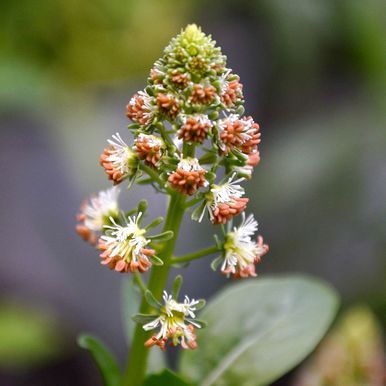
<box><xmin>133</xmin><ymin>272</ymin><xmax>147</xmax><ymax>295</ymax></box>
<box><xmin>123</xmin><ymin>192</ymin><xmax>186</xmax><ymax>386</ymax></box>
<box><xmin>170</xmin><ymin>245</ymin><xmax>220</xmax><ymax>265</ymax></box>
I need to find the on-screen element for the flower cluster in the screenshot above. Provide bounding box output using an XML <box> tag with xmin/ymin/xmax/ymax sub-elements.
<box><xmin>75</xmin><ymin>24</ymin><xmax>269</xmax><ymax>352</ymax></box>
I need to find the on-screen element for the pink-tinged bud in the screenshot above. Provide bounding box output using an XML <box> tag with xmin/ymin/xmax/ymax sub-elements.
<box><xmin>134</xmin><ymin>134</ymin><xmax>164</xmax><ymax>168</ymax></box>
<box><xmin>221</xmin><ymin>77</ymin><xmax>243</xmax><ymax>107</ymax></box>
<box><xmin>168</xmin><ymin>158</ymin><xmax>207</xmax><ymax>195</ymax></box>
<box><xmin>156</xmin><ymin>93</ymin><xmax>180</xmax><ymax>119</ymax></box>
<box><xmin>178</xmin><ymin>114</ymin><xmax>212</xmax><ymax>144</ymax></box>
<box><xmin>189</xmin><ymin>84</ymin><xmax>217</xmax><ymax>105</ymax></box>
<box><xmin>126</xmin><ymin>91</ymin><xmax>155</xmax><ymax>126</ymax></box>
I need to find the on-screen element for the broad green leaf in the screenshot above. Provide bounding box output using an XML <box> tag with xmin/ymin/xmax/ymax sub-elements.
<box><xmin>77</xmin><ymin>334</ymin><xmax>121</xmax><ymax>386</ymax></box>
<box><xmin>121</xmin><ymin>279</ymin><xmax>165</xmax><ymax>373</ymax></box>
<box><xmin>179</xmin><ymin>274</ymin><xmax>339</xmax><ymax>386</ymax></box>
<box><xmin>144</xmin><ymin>369</ymin><xmax>191</xmax><ymax>386</ymax></box>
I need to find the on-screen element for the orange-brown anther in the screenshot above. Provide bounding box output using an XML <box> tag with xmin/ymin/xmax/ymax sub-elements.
<box><xmin>221</xmin><ymin>78</ymin><xmax>243</xmax><ymax>107</ymax></box>
<box><xmin>156</xmin><ymin>93</ymin><xmax>180</xmax><ymax>119</ymax></box>
<box><xmin>219</xmin><ymin>119</ymin><xmax>247</xmax><ymax>153</ymax></box>
<box><xmin>98</xmin><ymin>240</ymin><xmax>154</xmax><ymax>273</ymax></box>
<box><xmin>134</xmin><ymin>135</ymin><xmax>163</xmax><ymax>168</ymax></box>
<box><xmin>241</xmin><ymin>119</ymin><xmax>261</xmax><ymax>155</ymax></box>
<box><xmin>145</xmin><ymin>336</ymin><xmax>168</xmax><ymax>350</ymax></box>
<box><xmin>126</xmin><ymin>93</ymin><xmax>153</xmax><ymax>126</ymax></box>
<box><xmin>168</xmin><ymin>167</ymin><xmax>206</xmax><ymax>195</ymax></box>
<box><xmin>99</xmin><ymin>147</ymin><xmax>125</xmax><ymax>185</ymax></box>
<box><xmin>189</xmin><ymin>84</ymin><xmax>217</xmax><ymax>105</ymax></box>
<box><xmin>171</xmin><ymin>69</ymin><xmax>190</xmax><ymax>88</ymax></box>
<box><xmin>178</xmin><ymin>117</ymin><xmax>211</xmax><ymax>143</ymax></box>
<box><xmin>212</xmin><ymin>197</ymin><xmax>249</xmax><ymax>224</ymax></box>
<box><xmin>234</xmin><ymin>263</ymin><xmax>257</xmax><ymax>279</ymax></box>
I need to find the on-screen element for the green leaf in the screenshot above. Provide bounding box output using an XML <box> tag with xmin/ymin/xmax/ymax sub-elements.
<box><xmin>121</xmin><ymin>279</ymin><xmax>165</xmax><ymax>373</ymax></box>
<box><xmin>149</xmin><ymin>255</ymin><xmax>164</xmax><ymax>266</ymax></box>
<box><xmin>144</xmin><ymin>369</ymin><xmax>192</xmax><ymax>386</ymax></box>
<box><xmin>77</xmin><ymin>334</ymin><xmax>121</xmax><ymax>386</ymax></box>
<box><xmin>179</xmin><ymin>274</ymin><xmax>339</xmax><ymax>386</ymax></box>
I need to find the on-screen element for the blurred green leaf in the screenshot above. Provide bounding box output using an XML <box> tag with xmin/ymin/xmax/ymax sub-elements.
<box><xmin>179</xmin><ymin>274</ymin><xmax>339</xmax><ymax>386</ymax></box>
<box><xmin>121</xmin><ymin>279</ymin><xmax>165</xmax><ymax>373</ymax></box>
<box><xmin>77</xmin><ymin>334</ymin><xmax>121</xmax><ymax>386</ymax></box>
<box><xmin>0</xmin><ymin>301</ymin><xmax>63</xmax><ymax>370</ymax></box>
<box><xmin>144</xmin><ymin>369</ymin><xmax>191</xmax><ymax>386</ymax></box>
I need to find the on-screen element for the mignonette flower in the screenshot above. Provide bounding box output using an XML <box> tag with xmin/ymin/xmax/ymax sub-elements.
<box><xmin>156</xmin><ymin>93</ymin><xmax>180</xmax><ymax>119</ymax></box>
<box><xmin>100</xmin><ymin>133</ymin><xmax>139</xmax><ymax>185</ymax></box>
<box><xmin>134</xmin><ymin>134</ymin><xmax>164</xmax><ymax>168</ymax></box>
<box><xmin>76</xmin><ymin>187</ymin><xmax>120</xmax><ymax>245</ymax></box>
<box><xmin>219</xmin><ymin>71</ymin><xmax>243</xmax><ymax>108</ymax></box>
<box><xmin>199</xmin><ymin>175</ymin><xmax>249</xmax><ymax>224</ymax></box>
<box><xmin>142</xmin><ymin>291</ymin><xmax>203</xmax><ymax>350</ymax></box>
<box><xmin>98</xmin><ymin>213</ymin><xmax>155</xmax><ymax>273</ymax></box>
<box><xmin>168</xmin><ymin>158</ymin><xmax>207</xmax><ymax>195</ymax></box>
<box><xmin>178</xmin><ymin>114</ymin><xmax>213</xmax><ymax>144</ymax></box>
<box><xmin>189</xmin><ymin>83</ymin><xmax>217</xmax><ymax>105</ymax></box>
<box><xmin>126</xmin><ymin>90</ymin><xmax>155</xmax><ymax>126</ymax></box>
<box><xmin>220</xmin><ymin>213</ymin><xmax>269</xmax><ymax>278</ymax></box>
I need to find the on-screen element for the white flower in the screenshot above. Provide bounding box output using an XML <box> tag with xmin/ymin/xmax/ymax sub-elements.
<box><xmin>100</xmin><ymin>133</ymin><xmax>138</xmax><ymax>184</ymax></box>
<box><xmin>76</xmin><ymin>187</ymin><xmax>120</xmax><ymax>244</ymax></box>
<box><xmin>198</xmin><ymin>174</ymin><xmax>247</xmax><ymax>224</ymax></box>
<box><xmin>143</xmin><ymin>291</ymin><xmax>201</xmax><ymax>350</ymax></box>
<box><xmin>222</xmin><ymin>213</ymin><xmax>259</xmax><ymax>275</ymax></box>
<box><xmin>82</xmin><ymin>187</ymin><xmax>120</xmax><ymax>231</ymax></box>
<box><xmin>98</xmin><ymin>213</ymin><xmax>154</xmax><ymax>273</ymax></box>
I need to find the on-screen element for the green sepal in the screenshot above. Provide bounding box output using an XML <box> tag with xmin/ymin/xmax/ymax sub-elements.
<box><xmin>210</xmin><ymin>256</ymin><xmax>223</xmax><ymax>271</ymax></box>
<box><xmin>145</xmin><ymin>217</ymin><xmax>164</xmax><ymax>231</ymax></box>
<box><xmin>191</xmin><ymin>200</ymin><xmax>207</xmax><ymax>222</ymax></box>
<box><xmin>145</xmin><ymin>290</ymin><xmax>162</xmax><ymax>310</ymax></box>
<box><xmin>236</xmin><ymin>105</ymin><xmax>245</xmax><ymax>115</ymax></box>
<box><xmin>148</xmin><ymin>230</ymin><xmax>174</xmax><ymax>242</ymax></box>
<box><xmin>132</xmin><ymin>313</ymin><xmax>158</xmax><ymax>325</ymax></box>
<box><xmin>149</xmin><ymin>255</ymin><xmax>164</xmax><ymax>266</ymax></box>
<box><xmin>171</xmin><ymin>275</ymin><xmax>183</xmax><ymax>299</ymax></box>
<box><xmin>188</xmin><ymin>318</ymin><xmax>207</xmax><ymax>329</ymax></box>
<box><xmin>213</xmin><ymin>234</ymin><xmax>223</xmax><ymax>250</ymax></box>
<box><xmin>194</xmin><ymin>299</ymin><xmax>206</xmax><ymax>311</ymax></box>
<box><xmin>137</xmin><ymin>199</ymin><xmax>148</xmax><ymax>216</ymax></box>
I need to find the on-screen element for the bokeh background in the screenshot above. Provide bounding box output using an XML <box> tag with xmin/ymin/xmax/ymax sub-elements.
<box><xmin>1</xmin><ymin>0</ymin><xmax>385</xmax><ymax>385</ymax></box>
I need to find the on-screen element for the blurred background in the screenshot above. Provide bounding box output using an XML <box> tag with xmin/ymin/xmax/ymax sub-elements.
<box><xmin>0</xmin><ymin>0</ymin><xmax>385</xmax><ymax>385</ymax></box>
